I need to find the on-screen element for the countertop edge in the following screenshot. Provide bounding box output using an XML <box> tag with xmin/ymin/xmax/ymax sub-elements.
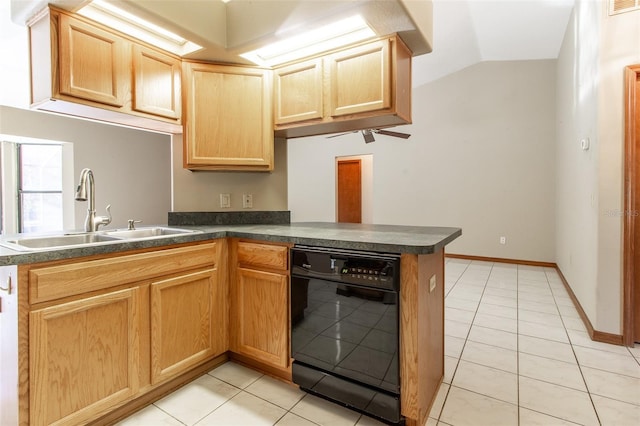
<box><xmin>0</xmin><ymin>225</ymin><xmax>462</xmax><ymax>266</ymax></box>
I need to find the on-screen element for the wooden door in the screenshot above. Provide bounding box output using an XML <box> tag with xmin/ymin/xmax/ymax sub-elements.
<box><xmin>58</xmin><ymin>13</ymin><xmax>129</xmax><ymax>107</ymax></box>
<box><xmin>150</xmin><ymin>268</ymin><xmax>223</xmax><ymax>384</ymax></box>
<box><xmin>132</xmin><ymin>45</ymin><xmax>181</xmax><ymax>120</ymax></box>
<box><xmin>624</xmin><ymin>65</ymin><xmax>640</xmax><ymax>344</ymax></box>
<box><xmin>327</xmin><ymin>39</ymin><xmax>391</xmax><ymax>117</ymax></box>
<box><xmin>29</xmin><ymin>288</ymin><xmax>140</xmax><ymax>425</ymax></box>
<box><xmin>337</xmin><ymin>159</ymin><xmax>362</xmax><ymax>223</ymax></box>
<box><xmin>183</xmin><ymin>62</ymin><xmax>273</xmax><ymax>170</ymax></box>
<box><xmin>233</xmin><ymin>267</ymin><xmax>289</xmax><ymax>368</ymax></box>
<box><xmin>274</xmin><ymin>58</ymin><xmax>323</xmax><ymax>124</ymax></box>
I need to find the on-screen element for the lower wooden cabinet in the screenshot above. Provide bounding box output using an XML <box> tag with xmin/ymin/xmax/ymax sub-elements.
<box><xmin>150</xmin><ymin>268</ymin><xmax>226</xmax><ymax>384</ymax></box>
<box><xmin>20</xmin><ymin>241</ymin><xmax>225</xmax><ymax>425</ymax></box>
<box><xmin>29</xmin><ymin>287</ymin><xmax>142</xmax><ymax>425</ymax></box>
<box><xmin>230</xmin><ymin>240</ymin><xmax>290</xmax><ymax>371</ymax></box>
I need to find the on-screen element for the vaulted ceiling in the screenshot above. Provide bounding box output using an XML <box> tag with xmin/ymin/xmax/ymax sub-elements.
<box><xmin>7</xmin><ymin>0</ymin><xmax>575</xmax><ymax>88</ymax></box>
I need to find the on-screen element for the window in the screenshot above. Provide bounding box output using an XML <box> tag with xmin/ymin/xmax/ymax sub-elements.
<box><xmin>0</xmin><ymin>135</ymin><xmax>74</xmax><ymax>235</ymax></box>
<box><xmin>18</xmin><ymin>144</ymin><xmax>63</xmax><ymax>233</ymax></box>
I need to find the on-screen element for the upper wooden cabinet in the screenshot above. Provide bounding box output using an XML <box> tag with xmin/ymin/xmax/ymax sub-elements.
<box><xmin>182</xmin><ymin>62</ymin><xmax>274</xmax><ymax>171</ymax></box>
<box><xmin>273</xmin><ymin>35</ymin><xmax>412</xmax><ymax>139</ymax></box>
<box><xmin>29</xmin><ymin>7</ymin><xmax>182</xmax><ymax>134</ymax></box>
<box><xmin>132</xmin><ymin>45</ymin><xmax>182</xmax><ymax>120</ymax></box>
<box><xmin>274</xmin><ymin>58</ymin><xmax>324</xmax><ymax>125</ymax></box>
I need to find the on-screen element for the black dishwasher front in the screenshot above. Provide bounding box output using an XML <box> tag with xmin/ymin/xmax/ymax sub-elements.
<box><xmin>290</xmin><ymin>245</ymin><xmax>402</xmax><ymax>425</ymax></box>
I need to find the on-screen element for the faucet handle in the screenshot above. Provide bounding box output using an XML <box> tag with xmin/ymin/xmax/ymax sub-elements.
<box><xmin>127</xmin><ymin>219</ymin><xmax>142</xmax><ymax>230</ymax></box>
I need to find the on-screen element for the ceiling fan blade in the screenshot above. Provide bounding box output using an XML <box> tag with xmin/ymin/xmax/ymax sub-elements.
<box><xmin>326</xmin><ymin>131</ymin><xmax>358</xmax><ymax>138</ymax></box>
<box><xmin>374</xmin><ymin>129</ymin><xmax>411</xmax><ymax>139</ymax></box>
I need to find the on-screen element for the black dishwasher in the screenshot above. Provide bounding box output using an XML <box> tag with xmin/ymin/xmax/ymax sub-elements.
<box><xmin>290</xmin><ymin>245</ymin><xmax>402</xmax><ymax>425</ymax></box>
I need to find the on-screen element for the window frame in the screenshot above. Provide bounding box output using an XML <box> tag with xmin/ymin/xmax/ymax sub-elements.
<box><xmin>0</xmin><ymin>135</ymin><xmax>74</xmax><ymax>235</ymax></box>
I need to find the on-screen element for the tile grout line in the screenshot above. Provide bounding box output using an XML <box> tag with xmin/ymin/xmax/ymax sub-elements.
<box><xmin>438</xmin><ymin>260</ymin><xmax>496</xmax><ymax>423</ymax></box>
<box><xmin>542</xmin><ymin>268</ymin><xmax>603</xmax><ymax>426</ymax></box>
<box><xmin>432</xmin><ymin>258</ymin><xmax>475</xmax><ymax>423</ymax></box>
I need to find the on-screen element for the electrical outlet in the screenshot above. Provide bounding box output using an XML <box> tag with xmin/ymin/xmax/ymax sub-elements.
<box><xmin>500</xmin><ymin>236</ymin><xmax>506</xmax><ymax>245</ymax></box>
<box><xmin>220</xmin><ymin>193</ymin><xmax>231</xmax><ymax>208</ymax></box>
<box><xmin>242</xmin><ymin>193</ymin><xmax>253</xmax><ymax>209</ymax></box>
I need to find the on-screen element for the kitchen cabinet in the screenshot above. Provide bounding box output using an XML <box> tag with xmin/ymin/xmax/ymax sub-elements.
<box><xmin>28</xmin><ymin>6</ymin><xmax>182</xmax><ymax>134</ymax></box>
<box><xmin>132</xmin><ymin>45</ymin><xmax>182</xmax><ymax>120</ymax></box>
<box><xmin>274</xmin><ymin>58</ymin><xmax>324</xmax><ymax>125</ymax></box>
<box><xmin>150</xmin><ymin>267</ymin><xmax>226</xmax><ymax>384</ymax></box>
<box><xmin>182</xmin><ymin>62</ymin><xmax>274</xmax><ymax>171</ymax></box>
<box><xmin>14</xmin><ymin>241</ymin><xmax>225</xmax><ymax>425</ymax></box>
<box><xmin>274</xmin><ymin>35</ymin><xmax>412</xmax><ymax>139</ymax></box>
<box><xmin>230</xmin><ymin>240</ymin><xmax>290</xmax><ymax>372</ymax></box>
<box><xmin>29</xmin><ymin>287</ymin><xmax>142</xmax><ymax>426</ymax></box>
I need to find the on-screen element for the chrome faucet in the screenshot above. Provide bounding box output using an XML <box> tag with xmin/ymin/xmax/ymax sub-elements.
<box><xmin>75</xmin><ymin>168</ymin><xmax>112</xmax><ymax>232</ymax></box>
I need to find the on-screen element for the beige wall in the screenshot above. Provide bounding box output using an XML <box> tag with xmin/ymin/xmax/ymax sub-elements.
<box><xmin>0</xmin><ymin>106</ymin><xmax>172</xmax><ymax>230</ymax></box>
<box><xmin>288</xmin><ymin>59</ymin><xmax>557</xmax><ymax>262</ymax></box>
<box><xmin>171</xmin><ymin>134</ymin><xmax>288</xmax><ymax>211</ymax></box>
<box><xmin>556</xmin><ymin>2</ymin><xmax>640</xmax><ymax>335</ymax></box>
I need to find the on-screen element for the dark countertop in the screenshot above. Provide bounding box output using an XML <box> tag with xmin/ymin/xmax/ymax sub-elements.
<box><xmin>0</xmin><ymin>222</ymin><xmax>462</xmax><ymax>266</ymax></box>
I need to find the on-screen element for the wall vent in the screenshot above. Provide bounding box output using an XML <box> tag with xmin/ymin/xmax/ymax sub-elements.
<box><xmin>610</xmin><ymin>0</ymin><xmax>640</xmax><ymax>15</ymax></box>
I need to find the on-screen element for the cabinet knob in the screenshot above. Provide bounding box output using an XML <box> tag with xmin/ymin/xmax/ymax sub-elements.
<box><xmin>0</xmin><ymin>275</ymin><xmax>12</xmax><ymax>295</ymax></box>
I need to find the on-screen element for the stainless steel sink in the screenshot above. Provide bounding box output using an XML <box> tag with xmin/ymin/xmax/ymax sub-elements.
<box><xmin>103</xmin><ymin>227</ymin><xmax>197</xmax><ymax>239</ymax></box>
<box><xmin>0</xmin><ymin>227</ymin><xmax>201</xmax><ymax>252</ymax></box>
<box><xmin>0</xmin><ymin>233</ymin><xmax>121</xmax><ymax>251</ymax></box>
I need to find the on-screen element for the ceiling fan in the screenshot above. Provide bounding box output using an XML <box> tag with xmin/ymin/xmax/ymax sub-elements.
<box><xmin>326</xmin><ymin>129</ymin><xmax>411</xmax><ymax>143</ymax></box>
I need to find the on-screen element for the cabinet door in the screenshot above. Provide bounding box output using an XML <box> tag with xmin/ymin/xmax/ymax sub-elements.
<box><xmin>29</xmin><ymin>288</ymin><xmax>140</xmax><ymax>426</ymax></box>
<box><xmin>274</xmin><ymin>58</ymin><xmax>323</xmax><ymax>125</ymax></box>
<box><xmin>132</xmin><ymin>45</ymin><xmax>181</xmax><ymax>120</ymax></box>
<box><xmin>183</xmin><ymin>62</ymin><xmax>273</xmax><ymax>170</ymax></box>
<box><xmin>327</xmin><ymin>38</ymin><xmax>391</xmax><ymax>117</ymax></box>
<box><xmin>58</xmin><ymin>13</ymin><xmax>129</xmax><ymax>107</ymax></box>
<box><xmin>150</xmin><ymin>268</ymin><xmax>225</xmax><ymax>384</ymax></box>
<box><xmin>233</xmin><ymin>268</ymin><xmax>289</xmax><ymax>368</ymax></box>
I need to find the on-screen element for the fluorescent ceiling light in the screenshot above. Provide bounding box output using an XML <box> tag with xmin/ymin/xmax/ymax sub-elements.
<box><xmin>241</xmin><ymin>15</ymin><xmax>376</xmax><ymax>67</ymax></box>
<box><xmin>77</xmin><ymin>0</ymin><xmax>202</xmax><ymax>57</ymax></box>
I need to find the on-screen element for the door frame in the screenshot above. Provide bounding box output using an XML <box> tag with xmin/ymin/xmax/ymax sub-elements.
<box><xmin>623</xmin><ymin>64</ymin><xmax>640</xmax><ymax>346</ymax></box>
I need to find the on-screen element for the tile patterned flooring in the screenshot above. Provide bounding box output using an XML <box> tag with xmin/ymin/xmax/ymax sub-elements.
<box><xmin>118</xmin><ymin>259</ymin><xmax>640</xmax><ymax>426</ymax></box>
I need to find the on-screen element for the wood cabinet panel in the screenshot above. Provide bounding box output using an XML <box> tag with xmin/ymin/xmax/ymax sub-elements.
<box><xmin>29</xmin><ymin>287</ymin><xmax>141</xmax><ymax>425</ymax></box>
<box><xmin>58</xmin><ymin>13</ymin><xmax>129</xmax><ymax>107</ymax></box>
<box><xmin>150</xmin><ymin>268</ymin><xmax>223</xmax><ymax>384</ymax></box>
<box><xmin>274</xmin><ymin>58</ymin><xmax>323</xmax><ymax>124</ymax></box>
<box><xmin>237</xmin><ymin>241</ymin><xmax>288</xmax><ymax>271</ymax></box>
<box><xmin>132</xmin><ymin>45</ymin><xmax>181</xmax><ymax>119</ymax></box>
<box><xmin>183</xmin><ymin>62</ymin><xmax>273</xmax><ymax>171</ymax></box>
<box><xmin>328</xmin><ymin>39</ymin><xmax>390</xmax><ymax>117</ymax></box>
<box><xmin>273</xmin><ymin>35</ymin><xmax>412</xmax><ymax>139</ymax></box>
<box><xmin>29</xmin><ymin>7</ymin><xmax>182</xmax><ymax>134</ymax></box>
<box><xmin>233</xmin><ymin>268</ymin><xmax>289</xmax><ymax>368</ymax></box>
<box><xmin>29</xmin><ymin>242</ymin><xmax>217</xmax><ymax>304</ymax></box>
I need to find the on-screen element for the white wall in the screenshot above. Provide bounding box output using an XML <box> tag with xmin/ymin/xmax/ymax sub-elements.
<box><xmin>556</xmin><ymin>1</ymin><xmax>640</xmax><ymax>335</ymax></box>
<box><xmin>0</xmin><ymin>106</ymin><xmax>172</xmax><ymax>230</ymax></box>
<box><xmin>289</xmin><ymin>59</ymin><xmax>557</xmax><ymax>262</ymax></box>
<box><xmin>171</xmin><ymin>134</ymin><xmax>288</xmax><ymax>211</ymax></box>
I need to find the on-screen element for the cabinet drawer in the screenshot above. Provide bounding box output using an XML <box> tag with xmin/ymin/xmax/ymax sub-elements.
<box><xmin>237</xmin><ymin>242</ymin><xmax>288</xmax><ymax>271</ymax></box>
<box><xmin>29</xmin><ymin>242</ymin><xmax>218</xmax><ymax>304</ymax></box>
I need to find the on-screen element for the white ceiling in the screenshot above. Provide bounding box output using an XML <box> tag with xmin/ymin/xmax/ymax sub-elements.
<box><xmin>413</xmin><ymin>0</ymin><xmax>575</xmax><ymax>86</ymax></box>
<box><xmin>5</xmin><ymin>0</ymin><xmax>575</xmax><ymax>90</ymax></box>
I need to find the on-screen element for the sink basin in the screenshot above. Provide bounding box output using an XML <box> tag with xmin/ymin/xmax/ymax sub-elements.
<box><xmin>0</xmin><ymin>233</ymin><xmax>121</xmax><ymax>251</ymax></box>
<box><xmin>0</xmin><ymin>227</ymin><xmax>201</xmax><ymax>252</ymax></box>
<box><xmin>103</xmin><ymin>227</ymin><xmax>198</xmax><ymax>239</ymax></box>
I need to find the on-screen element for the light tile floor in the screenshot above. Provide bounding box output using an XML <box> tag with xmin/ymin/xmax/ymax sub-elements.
<box><xmin>118</xmin><ymin>259</ymin><xmax>640</xmax><ymax>426</ymax></box>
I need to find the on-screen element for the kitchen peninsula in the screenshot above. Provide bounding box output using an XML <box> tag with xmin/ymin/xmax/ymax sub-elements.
<box><xmin>0</xmin><ymin>219</ymin><xmax>461</xmax><ymax>426</ymax></box>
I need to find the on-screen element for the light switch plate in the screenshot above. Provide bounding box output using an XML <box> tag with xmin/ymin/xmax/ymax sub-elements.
<box><xmin>220</xmin><ymin>193</ymin><xmax>231</xmax><ymax>208</ymax></box>
<box><xmin>242</xmin><ymin>193</ymin><xmax>253</xmax><ymax>209</ymax></box>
